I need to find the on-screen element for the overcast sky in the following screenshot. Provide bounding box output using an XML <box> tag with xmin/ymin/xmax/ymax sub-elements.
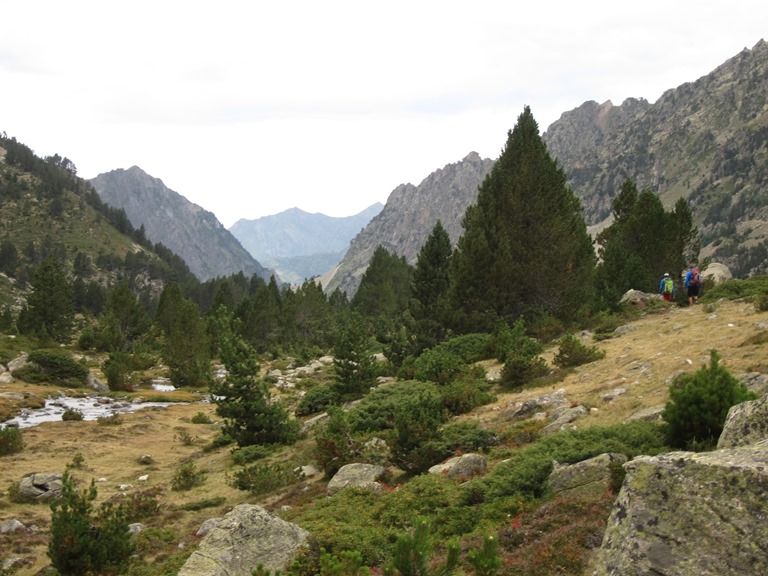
<box><xmin>1</xmin><ymin>1</ymin><xmax>766</xmax><ymax>227</ymax></box>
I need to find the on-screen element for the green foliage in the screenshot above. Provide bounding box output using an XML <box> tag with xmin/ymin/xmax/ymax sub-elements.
<box><xmin>449</xmin><ymin>106</ymin><xmax>596</xmax><ymax>329</ymax></box>
<box><xmin>0</xmin><ymin>426</ymin><xmax>24</xmax><ymax>456</ymax></box>
<box><xmin>231</xmin><ymin>444</ymin><xmax>273</xmax><ymax>465</ymax></box>
<box><xmin>190</xmin><ymin>411</ymin><xmax>212</xmax><ymax>424</ymax></box>
<box><xmin>67</xmin><ymin>452</ymin><xmax>87</xmax><ymax>469</ymax></box>
<box><xmin>352</xmin><ymin>245</ymin><xmax>413</xmax><ymax>319</ymax></box>
<box><xmin>412</xmin><ymin>347</ymin><xmax>464</xmax><ymax>385</ymax></box>
<box><xmin>48</xmin><ymin>471</ymin><xmax>135</xmax><ymax>575</ymax></box>
<box><xmin>62</xmin><ymin>408</ymin><xmax>84</xmax><ymax>421</ymax></box>
<box><xmin>180</xmin><ymin>496</ymin><xmax>227</xmax><ymax>511</ymax></box>
<box><xmin>17</xmin><ymin>257</ymin><xmax>74</xmax><ymax>342</ymax></box>
<box><xmin>103</xmin><ymin>350</ymin><xmax>134</xmax><ymax>391</ymax></box>
<box><xmin>97</xmin><ymin>413</ymin><xmax>123</xmax><ymax>426</ymax></box>
<box><xmin>122</xmin><ymin>488</ymin><xmax>162</xmax><ymax>522</ymax></box>
<box><xmin>171</xmin><ymin>462</ymin><xmax>207</xmax><ymax>491</ymax></box>
<box><xmin>492</xmin><ymin>319</ymin><xmax>543</xmax><ymax>363</ymax></box>
<box><xmin>663</xmin><ymin>350</ymin><xmax>757</xmax><ymax>449</ymax></box>
<box><xmin>471</xmin><ymin>420</ymin><xmax>668</xmax><ymax>503</ymax></box>
<box><xmin>383</xmin><ymin>517</ymin><xmax>460</xmax><ymax>576</ymax></box>
<box><xmin>466</xmin><ymin>535</ymin><xmax>501</xmax><ymax>576</ymax></box>
<box><xmin>390</xmin><ymin>391</ymin><xmax>448</xmax><ymax>474</ymax></box>
<box><xmin>439</xmin><ymin>421</ymin><xmax>498</xmax><ymax>454</ymax></box>
<box><xmin>332</xmin><ymin>313</ymin><xmax>377</xmax><ymax>400</ymax></box>
<box><xmin>296</xmin><ymin>383</ymin><xmax>341</xmax><ymax>416</ymax></box>
<box><xmin>314</xmin><ymin>406</ymin><xmax>362</xmax><ymax>476</ymax></box>
<box><xmin>553</xmin><ymin>334</ymin><xmax>606</xmax><ymax>368</ymax></box>
<box><xmin>439</xmin><ymin>366</ymin><xmax>495</xmax><ymax>416</ymax></box>
<box><xmin>347</xmin><ymin>380</ymin><xmax>441</xmax><ymax>433</ymax></box>
<box><xmin>701</xmin><ymin>275</ymin><xmax>768</xmax><ymax>302</ymax></box>
<box><xmin>14</xmin><ymin>348</ymin><xmax>89</xmax><ymax>386</ymax></box>
<box><xmin>164</xmin><ymin>297</ymin><xmax>211</xmax><ymax>387</ymax></box>
<box><xmin>499</xmin><ymin>353</ymin><xmax>549</xmax><ymax>391</ymax></box>
<box><xmin>229</xmin><ymin>462</ymin><xmax>296</xmax><ymax>495</ymax></box>
<box><xmin>211</xmin><ymin>309</ymin><xmax>300</xmax><ymax>447</ymax></box>
<box><xmin>595</xmin><ymin>180</ymin><xmax>698</xmax><ymax>308</ymax></box>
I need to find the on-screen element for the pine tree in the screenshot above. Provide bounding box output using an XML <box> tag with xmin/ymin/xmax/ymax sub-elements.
<box><xmin>450</xmin><ymin>107</ymin><xmax>595</xmax><ymax>329</ymax></box>
<box><xmin>164</xmin><ymin>298</ymin><xmax>211</xmax><ymax>387</ymax></box>
<box><xmin>352</xmin><ymin>245</ymin><xmax>413</xmax><ymax>319</ymax></box>
<box><xmin>18</xmin><ymin>256</ymin><xmax>74</xmax><ymax>342</ymax></box>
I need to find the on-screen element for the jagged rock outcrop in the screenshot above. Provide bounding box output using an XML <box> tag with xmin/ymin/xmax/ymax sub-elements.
<box><xmin>543</xmin><ymin>39</ymin><xmax>768</xmax><ymax>277</ymax></box>
<box><xmin>16</xmin><ymin>473</ymin><xmax>63</xmax><ymax>502</ymax></box>
<box><xmin>178</xmin><ymin>504</ymin><xmax>308</xmax><ymax>576</ymax></box>
<box><xmin>90</xmin><ymin>167</ymin><xmax>273</xmax><ymax>282</ymax></box>
<box><xmin>322</xmin><ymin>152</ymin><xmax>494</xmax><ymax>296</ymax></box>
<box><xmin>592</xmin><ymin>442</ymin><xmax>768</xmax><ymax>575</ymax></box>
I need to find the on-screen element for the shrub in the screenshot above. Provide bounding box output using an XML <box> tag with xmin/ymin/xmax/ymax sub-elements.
<box><xmin>440</xmin><ymin>366</ymin><xmax>495</xmax><ymax>415</ymax></box>
<box><xmin>48</xmin><ymin>471</ymin><xmax>135</xmax><ymax>575</ymax></box>
<box><xmin>389</xmin><ymin>391</ymin><xmax>448</xmax><ymax>474</ymax></box>
<box><xmin>412</xmin><ymin>347</ymin><xmax>464</xmax><ymax>384</ymax></box>
<box><xmin>439</xmin><ymin>420</ymin><xmax>498</xmax><ymax>454</ymax></box>
<box><xmin>295</xmin><ymin>383</ymin><xmax>340</xmax><ymax>416</ymax></box>
<box><xmin>663</xmin><ymin>350</ymin><xmax>756</xmax><ymax>449</ymax></box>
<box><xmin>97</xmin><ymin>413</ymin><xmax>123</xmax><ymax>426</ymax></box>
<box><xmin>314</xmin><ymin>406</ymin><xmax>361</xmax><ymax>477</ymax></box>
<box><xmin>61</xmin><ymin>408</ymin><xmax>84</xmax><ymax>421</ymax></box>
<box><xmin>103</xmin><ymin>351</ymin><xmax>134</xmax><ymax>391</ymax></box>
<box><xmin>229</xmin><ymin>462</ymin><xmax>296</xmax><ymax>495</ymax></box>
<box><xmin>67</xmin><ymin>452</ymin><xmax>86</xmax><ymax>469</ymax></box>
<box><xmin>0</xmin><ymin>426</ymin><xmax>24</xmax><ymax>456</ymax></box>
<box><xmin>347</xmin><ymin>380</ymin><xmax>442</xmax><ymax>433</ymax></box>
<box><xmin>499</xmin><ymin>353</ymin><xmax>549</xmax><ymax>391</ymax></box>
<box><xmin>492</xmin><ymin>319</ymin><xmax>543</xmax><ymax>363</ymax></box>
<box><xmin>231</xmin><ymin>444</ymin><xmax>273</xmax><ymax>465</ymax></box>
<box><xmin>122</xmin><ymin>488</ymin><xmax>162</xmax><ymax>522</ymax></box>
<box><xmin>171</xmin><ymin>462</ymin><xmax>206</xmax><ymax>491</ymax></box>
<box><xmin>14</xmin><ymin>348</ymin><xmax>89</xmax><ymax>386</ymax></box>
<box><xmin>553</xmin><ymin>334</ymin><xmax>606</xmax><ymax>368</ymax></box>
<box><xmin>438</xmin><ymin>333</ymin><xmax>494</xmax><ymax>362</ymax></box>
<box><xmin>175</xmin><ymin>428</ymin><xmax>196</xmax><ymax>446</ymax></box>
<box><xmin>180</xmin><ymin>496</ymin><xmax>226</xmax><ymax>511</ymax></box>
<box><xmin>190</xmin><ymin>411</ymin><xmax>212</xmax><ymax>424</ymax></box>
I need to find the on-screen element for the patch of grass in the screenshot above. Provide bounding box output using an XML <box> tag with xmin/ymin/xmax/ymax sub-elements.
<box><xmin>179</xmin><ymin>496</ymin><xmax>226</xmax><ymax>511</ymax></box>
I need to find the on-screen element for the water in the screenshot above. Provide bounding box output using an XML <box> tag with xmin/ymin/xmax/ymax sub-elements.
<box><xmin>1</xmin><ymin>395</ymin><xmax>188</xmax><ymax>429</ymax></box>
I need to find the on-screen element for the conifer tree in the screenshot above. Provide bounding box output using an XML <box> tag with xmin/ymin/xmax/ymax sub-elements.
<box><xmin>450</xmin><ymin>107</ymin><xmax>595</xmax><ymax>329</ymax></box>
<box><xmin>352</xmin><ymin>245</ymin><xmax>413</xmax><ymax>319</ymax></box>
<box><xmin>18</xmin><ymin>256</ymin><xmax>74</xmax><ymax>342</ymax></box>
<box><xmin>410</xmin><ymin>220</ymin><xmax>452</xmax><ymax>349</ymax></box>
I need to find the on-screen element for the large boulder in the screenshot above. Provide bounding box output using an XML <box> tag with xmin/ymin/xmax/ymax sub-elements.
<box><xmin>548</xmin><ymin>453</ymin><xmax>627</xmax><ymax>499</ymax></box>
<box><xmin>718</xmin><ymin>393</ymin><xmax>768</xmax><ymax>449</ymax></box>
<box><xmin>701</xmin><ymin>262</ymin><xmax>731</xmax><ymax>285</ymax></box>
<box><xmin>327</xmin><ymin>463</ymin><xmax>386</xmax><ymax>496</ymax></box>
<box><xmin>178</xmin><ymin>504</ymin><xmax>309</xmax><ymax>576</ymax></box>
<box><xmin>16</xmin><ymin>473</ymin><xmax>63</xmax><ymax>502</ymax></box>
<box><xmin>428</xmin><ymin>453</ymin><xmax>487</xmax><ymax>481</ymax></box>
<box><xmin>592</xmin><ymin>441</ymin><xmax>768</xmax><ymax>575</ymax></box>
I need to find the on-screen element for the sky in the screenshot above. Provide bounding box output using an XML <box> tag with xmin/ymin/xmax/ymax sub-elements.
<box><xmin>1</xmin><ymin>1</ymin><xmax>766</xmax><ymax>228</ymax></box>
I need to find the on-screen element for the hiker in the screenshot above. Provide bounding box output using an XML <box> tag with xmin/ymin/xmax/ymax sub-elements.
<box><xmin>684</xmin><ymin>265</ymin><xmax>702</xmax><ymax>305</ymax></box>
<box><xmin>658</xmin><ymin>272</ymin><xmax>675</xmax><ymax>302</ymax></box>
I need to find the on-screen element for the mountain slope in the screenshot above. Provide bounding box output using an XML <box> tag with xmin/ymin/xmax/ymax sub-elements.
<box><xmin>89</xmin><ymin>167</ymin><xmax>273</xmax><ymax>282</ymax></box>
<box><xmin>326</xmin><ymin>39</ymin><xmax>768</xmax><ymax>296</ymax></box>
<box><xmin>322</xmin><ymin>152</ymin><xmax>494</xmax><ymax>295</ymax></box>
<box><xmin>230</xmin><ymin>204</ymin><xmax>383</xmax><ymax>285</ymax></box>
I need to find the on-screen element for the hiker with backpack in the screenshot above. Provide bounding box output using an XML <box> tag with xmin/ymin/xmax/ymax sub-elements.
<box><xmin>684</xmin><ymin>265</ymin><xmax>702</xmax><ymax>305</ymax></box>
<box><xmin>659</xmin><ymin>272</ymin><xmax>675</xmax><ymax>302</ymax></box>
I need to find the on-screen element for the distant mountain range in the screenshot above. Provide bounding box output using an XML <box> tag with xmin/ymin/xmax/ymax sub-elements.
<box><xmin>87</xmin><ymin>38</ymin><xmax>767</xmax><ymax>295</ymax></box>
<box><xmin>229</xmin><ymin>204</ymin><xmax>383</xmax><ymax>285</ymax></box>
<box><xmin>89</xmin><ymin>167</ymin><xmax>273</xmax><ymax>282</ymax></box>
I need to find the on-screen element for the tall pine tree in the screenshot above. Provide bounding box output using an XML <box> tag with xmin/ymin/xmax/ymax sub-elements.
<box><xmin>450</xmin><ymin>107</ymin><xmax>595</xmax><ymax>329</ymax></box>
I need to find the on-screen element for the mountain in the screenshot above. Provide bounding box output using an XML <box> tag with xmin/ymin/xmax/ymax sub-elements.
<box><xmin>543</xmin><ymin>38</ymin><xmax>768</xmax><ymax>276</ymax></box>
<box><xmin>326</xmin><ymin>39</ymin><xmax>768</xmax><ymax>296</ymax></box>
<box><xmin>229</xmin><ymin>204</ymin><xmax>383</xmax><ymax>285</ymax></box>
<box><xmin>89</xmin><ymin>167</ymin><xmax>273</xmax><ymax>282</ymax></box>
<box><xmin>321</xmin><ymin>152</ymin><xmax>494</xmax><ymax>296</ymax></box>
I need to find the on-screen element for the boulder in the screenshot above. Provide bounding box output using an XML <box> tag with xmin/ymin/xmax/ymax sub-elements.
<box><xmin>0</xmin><ymin>518</ymin><xmax>26</xmax><ymax>534</ymax></box>
<box><xmin>701</xmin><ymin>262</ymin><xmax>731</xmax><ymax>285</ymax></box>
<box><xmin>428</xmin><ymin>453</ymin><xmax>487</xmax><ymax>481</ymax></box>
<box><xmin>548</xmin><ymin>453</ymin><xmax>627</xmax><ymax>498</ymax></box>
<box><xmin>626</xmin><ymin>404</ymin><xmax>665</xmax><ymax>423</ymax></box>
<box><xmin>7</xmin><ymin>353</ymin><xmax>28</xmax><ymax>373</ymax></box>
<box><xmin>501</xmin><ymin>391</ymin><xmax>569</xmax><ymax>422</ymax></box>
<box><xmin>178</xmin><ymin>504</ymin><xmax>309</xmax><ymax>576</ymax></box>
<box><xmin>592</xmin><ymin>441</ymin><xmax>768</xmax><ymax>575</ymax></box>
<box><xmin>717</xmin><ymin>393</ymin><xmax>768</xmax><ymax>449</ymax></box>
<box><xmin>540</xmin><ymin>405</ymin><xmax>588</xmax><ymax>436</ymax></box>
<box><xmin>327</xmin><ymin>463</ymin><xmax>386</xmax><ymax>496</ymax></box>
<box><xmin>16</xmin><ymin>472</ymin><xmax>63</xmax><ymax>502</ymax></box>
<box><xmin>736</xmin><ymin>372</ymin><xmax>768</xmax><ymax>396</ymax></box>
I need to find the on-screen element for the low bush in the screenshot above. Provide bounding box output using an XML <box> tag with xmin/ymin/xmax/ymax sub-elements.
<box><xmin>190</xmin><ymin>411</ymin><xmax>212</xmax><ymax>424</ymax></box>
<box><xmin>61</xmin><ymin>408</ymin><xmax>84</xmax><ymax>421</ymax></box>
<box><xmin>663</xmin><ymin>349</ymin><xmax>756</xmax><ymax>450</ymax></box>
<box><xmin>499</xmin><ymin>353</ymin><xmax>549</xmax><ymax>391</ymax></box>
<box><xmin>553</xmin><ymin>334</ymin><xmax>606</xmax><ymax>368</ymax></box>
<box><xmin>97</xmin><ymin>413</ymin><xmax>123</xmax><ymax>426</ymax></box>
<box><xmin>413</xmin><ymin>347</ymin><xmax>465</xmax><ymax>384</ymax></box>
<box><xmin>171</xmin><ymin>462</ymin><xmax>206</xmax><ymax>491</ymax></box>
<box><xmin>440</xmin><ymin>366</ymin><xmax>495</xmax><ymax>415</ymax></box>
<box><xmin>231</xmin><ymin>444</ymin><xmax>273</xmax><ymax>465</ymax></box>
<box><xmin>346</xmin><ymin>380</ymin><xmax>441</xmax><ymax>433</ymax></box>
<box><xmin>295</xmin><ymin>383</ymin><xmax>340</xmax><ymax>416</ymax></box>
<box><xmin>229</xmin><ymin>462</ymin><xmax>296</xmax><ymax>496</ymax></box>
<box><xmin>13</xmin><ymin>348</ymin><xmax>89</xmax><ymax>387</ymax></box>
<box><xmin>439</xmin><ymin>420</ymin><xmax>498</xmax><ymax>454</ymax></box>
<box><xmin>180</xmin><ymin>496</ymin><xmax>226</xmax><ymax>511</ymax></box>
<box><xmin>0</xmin><ymin>426</ymin><xmax>24</xmax><ymax>456</ymax></box>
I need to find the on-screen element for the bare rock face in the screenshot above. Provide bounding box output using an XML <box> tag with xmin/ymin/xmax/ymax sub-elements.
<box><xmin>428</xmin><ymin>453</ymin><xmax>487</xmax><ymax>481</ymax></box>
<box><xmin>178</xmin><ymin>504</ymin><xmax>309</xmax><ymax>576</ymax></box>
<box><xmin>717</xmin><ymin>393</ymin><xmax>768</xmax><ymax>449</ymax></box>
<box><xmin>327</xmin><ymin>463</ymin><xmax>386</xmax><ymax>496</ymax></box>
<box><xmin>592</xmin><ymin>441</ymin><xmax>768</xmax><ymax>575</ymax></box>
<box><xmin>548</xmin><ymin>453</ymin><xmax>626</xmax><ymax>499</ymax></box>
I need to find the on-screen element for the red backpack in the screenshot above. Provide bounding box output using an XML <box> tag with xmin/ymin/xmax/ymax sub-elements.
<box><xmin>690</xmin><ymin>269</ymin><xmax>701</xmax><ymax>286</ymax></box>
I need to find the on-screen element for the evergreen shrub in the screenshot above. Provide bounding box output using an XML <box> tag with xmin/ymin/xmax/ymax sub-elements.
<box><xmin>14</xmin><ymin>348</ymin><xmax>88</xmax><ymax>386</ymax></box>
<box><xmin>0</xmin><ymin>426</ymin><xmax>24</xmax><ymax>456</ymax></box>
<box><xmin>553</xmin><ymin>334</ymin><xmax>606</xmax><ymax>368</ymax></box>
<box><xmin>230</xmin><ymin>462</ymin><xmax>296</xmax><ymax>495</ymax></box>
<box><xmin>412</xmin><ymin>347</ymin><xmax>464</xmax><ymax>384</ymax></box>
<box><xmin>663</xmin><ymin>350</ymin><xmax>756</xmax><ymax>449</ymax></box>
<box><xmin>499</xmin><ymin>353</ymin><xmax>549</xmax><ymax>391</ymax></box>
<box><xmin>231</xmin><ymin>444</ymin><xmax>273</xmax><ymax>465</ymax></box>
<box><xmin>440</xmin><ymin>366</ymin><xmax>495</xmax><ymax>415</ymax></box>
<box><xmin>295</xmin><ymin>383</ymin><xmax>340</xmax><ymax>416</ymax></box>
<box><xmin>61</xmin><ymin>408</ymin><xmax>84</xmax><ymax>421</ymax></box>
<box><xmin>171</xmin><ymin>462</ymin><xmax>206</xmax><ymax>491</ymax></box>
